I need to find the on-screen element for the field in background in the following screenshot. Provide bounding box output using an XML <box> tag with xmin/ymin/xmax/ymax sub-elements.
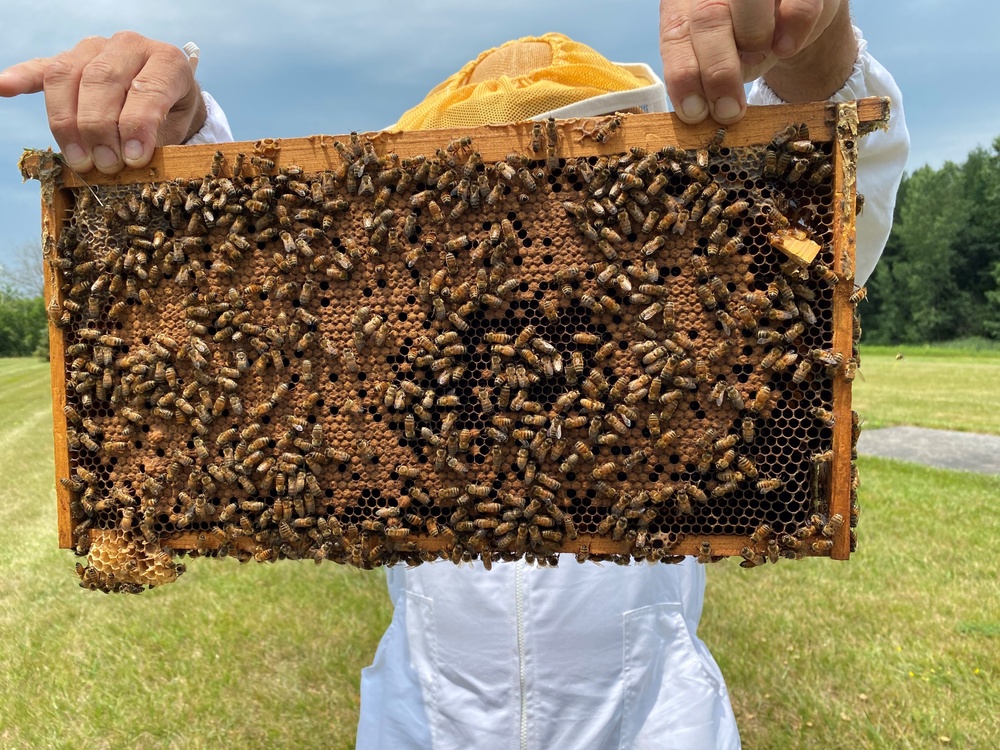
<box><xmin>0</xmin><ymin>356</ymin><xmax>996</xmax><ymax>749</ymax></box>
<box><xmin>854</xmin><ymin>346</ymin><xmax>1000</xmax><ymax>435</ymax></box>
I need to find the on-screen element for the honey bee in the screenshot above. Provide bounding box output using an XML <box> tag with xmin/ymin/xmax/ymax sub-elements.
<box><xmin>785</xmin><ymin>157</ymin><xmax>809</xmax><ymax>182</ymax></box>
<box><xmin>593</xmin><ymin>115</ymin><xmax>622</xmax><ymax>143</ymax></box>
<box><xmin>812</xmin><ymin>263</ymin><xmax>839</xmax><ymax>287</ymax></box>
<box><xmin>671</xmin><ymin>208</ymin><xmax>690</xmax><ymax>235</ymax></box>
<box><xmin>341</xmin><ymin>349</ymin><xmax>360</xmax><ymax>374</ymax></box>
<box><xmin>755</xmin><ymin>478</ymin><xmax>784</xmax><ymax>494</ymax></box>
<box><xmin>737</xmin><ymin>546</ymin><xmax>764</xmax><ymax>568</ymax></box>
<box><xmin>805</xmin><ymin>161</ymin><xmax>833</xmax><ymax>186</ymax></box>
<box><xmin>637</xmin><ymin>209</ymin><xmax>661</xmax><ymax>235</ymax></box>
<box><xmin>695</xmin><ymin>542</ymin><xmax>715</xmax><ymax>564</ymax></box>
<box><xmin>642</xmin><ymin>174</ymin><xmax>670</xmax><ymax>200</ymax></box>
<box><xmin>771</xmin><ymin>349</ymin><xmax>799</xmax><ymax>373</ymax></box>
<box><xmin>810</xmin><ymin>406</ymin><xmax>836</xmax><ymax>427</ymax></box>
<box><xmin>743</xmin><ymin>524</ymin><xmax>772</xmax><ymax>550</ymax></box>
<box><xmin>530</xmin><ymin>121</ymin><xmax>544</xmax><ymax>153</ymax></box>
<box><xmin>697</xmin><ymin>201</ymin><xmax>722</xmax><ymax>228</ymax></box>
<box><xmin>822</xmin><ymin>513</ymin><xmax>844</xmax><ymax>538</ymax></box>
<box><xmin>685</xmin><ymin>162</ymin><xmax>711</xmax><ymax>184</ymax></box>
<box><xmin>791</xmin><ymin>359</ymin><xmax>813</xmax><ymax>384</ymax></box>
<box><xmin>588</xmin><ymin>461</ymin><xmax>618</xmax><ymax>481</ymax></box>
<box><xmin>517</xmin><ymin>168</ymin><xmax>537</xmax><ymax>192</ymax></box>
<box><xmin>849</xmin><ymin>286</ymin><xmax>868</xmax><ymax>305</ymax></box>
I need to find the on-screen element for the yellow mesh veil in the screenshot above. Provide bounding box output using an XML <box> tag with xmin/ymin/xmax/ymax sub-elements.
<box><xmin>391</xmin><ymin>32</ymin><xmax>658</xmax><ymax>131</ymax></box>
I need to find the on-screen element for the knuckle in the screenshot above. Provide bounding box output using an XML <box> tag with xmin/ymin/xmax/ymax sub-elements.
<box><xmin>46</xmin><ymin>112</ymin><xmax>77</xmax><ymax>140</ymax></box>
<box><xmin>664</xmin><ymin>63</ymin><xmax>702</xmax><ymax>95</ymax></box>
<box><xmin>43</xmin><ymin>56</ymin><xmax>77</xmax><ymax>86</ymax></box>
<box><xmin>161</xmin><ymin>44</ymin><xmax>190</xmax><ymax>69</ymax></box>
<box><xmin>76</xmin><ymin>109</ymin><xmax>118</xmax><ymax>139</ymax></box>
<box><xmin>659</xmin><ymin>13</ymin><xmax>689</xmax><ymax>42</ymax></box>
<box><xmin>120</xmin><ymin>109</ymin><xmax>162</xmax><ymax>141</ymax></box>
<box><xmin>74</xmin><ymin>35</ymin><xmax>109</xmax><ymax>55</ymax></box>
<box><xmin>80</xmin><ymin>58</ymin><xmax>121</xmax><ymax>87</ymax></box>
<box><xmin>690</xmin><ymin>0</ymin><xmax>732</xmax><ymax>29</ymax></box>
<box><xmin>737</xmin><ymin>27</ymin><xmax>772</xmax><ymax>53</ymax></box>
<box><xmin>110</xmin><ymin>30</ymin><xmax>144</xmax><ymax>46</ymax></box>
<box><xmin>782</xmin><ymin>0</ymin><xmax>823</xmax><ymax>29</ymax></box>
<box><xmin>129</xmin><ymin>74</ymin><xmax>183</xmax><ymax>116</ymax></box>
<box><xmin>701</xmin><ymin>60</ymin><xmax>739</xmax><ymax>91</ymax></box>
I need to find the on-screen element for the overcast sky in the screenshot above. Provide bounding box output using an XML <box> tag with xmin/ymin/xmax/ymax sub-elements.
<box><xmin>2</xmin><ymin>0</ymin><xmax>997</xmax><ymax>273</ymax></box>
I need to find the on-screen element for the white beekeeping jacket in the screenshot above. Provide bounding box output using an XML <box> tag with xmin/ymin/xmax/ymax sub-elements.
<box><xmin>361</xmin><ymin>558</ymin><xmax>738</xmax><ymax>750</ymax></box>
<box><xmin>191</xmin><ymin>27</ymin><xmax>908</xmax><ymax>750</ymax></box>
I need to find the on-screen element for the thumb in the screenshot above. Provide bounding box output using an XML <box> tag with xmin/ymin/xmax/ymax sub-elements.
<box><xmin>0</xmin><ymin>58</ymin><xmax>50</xmax><ymax>97</ymax></box>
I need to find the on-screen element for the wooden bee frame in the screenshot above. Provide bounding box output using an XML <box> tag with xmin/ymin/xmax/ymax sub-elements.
<box><xmin>23</xmin><ymin>97</ymin><xmax>889</xmax><ymax>591</ymax></box>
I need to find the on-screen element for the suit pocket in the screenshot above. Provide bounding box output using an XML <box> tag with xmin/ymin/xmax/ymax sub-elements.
<box><xmin>402</xmin><ymin>591</ymin><xmax>439</xmax><ymax>726</ymax></box>
<box><xmin>357</xmin><ymin>591</ymin><xmax>439</xmax><ymax>750</ymax></box>
<box><xmin>621</xmin><ymin>602</ymin><xmax>730</xmax><ymax>750</ymax></box>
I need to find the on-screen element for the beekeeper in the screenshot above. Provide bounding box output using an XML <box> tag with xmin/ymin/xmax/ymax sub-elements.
<box><xmin>340</xmin><ymin>17</ymin><xmax>908</xmax><ymax>750</ymax></box>
<box><xmin>0</xmin><ymin>1</ymin><xmax>908</xmax><ymax>747</ymax></box>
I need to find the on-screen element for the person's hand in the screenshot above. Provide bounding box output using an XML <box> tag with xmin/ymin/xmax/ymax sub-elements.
<box><xmin>0</xmin><ymin>31</ymin><xmax>206</xmax><ymax>174</ymax></box>
<box><xmin>659</xmin><ymin>0</ymin><xmax>849</xmax><ymax>124</ymax></box>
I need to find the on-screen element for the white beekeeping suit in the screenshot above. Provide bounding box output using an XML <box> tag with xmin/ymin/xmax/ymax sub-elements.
<box><xmin>190</xmin><ymin>28</ymin><xmax>908</xmax><ymax>750</ymax></box>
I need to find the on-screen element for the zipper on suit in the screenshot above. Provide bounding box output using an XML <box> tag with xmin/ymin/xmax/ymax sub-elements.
<box><xmin>515</xmin><ymin>560</ymin><xmax>528</xmax><ymax>750</ymax></box>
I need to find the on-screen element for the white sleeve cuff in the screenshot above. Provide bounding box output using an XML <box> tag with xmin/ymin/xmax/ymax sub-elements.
<box><xmin>748</xmin><ymin>28</ymin><xmax>911</xmax><ymax>287</ymax></box>
<box><xmin>183</xmin><ymin>91</ymin><xmax>235</xmax><ymax>145</ymax></box>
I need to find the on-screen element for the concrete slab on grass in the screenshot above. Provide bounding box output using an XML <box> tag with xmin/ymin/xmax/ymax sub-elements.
<box><xmin>857</xmin><ymin>426</ymin><xmax>1000</xmax><ymax>475</ymax></box>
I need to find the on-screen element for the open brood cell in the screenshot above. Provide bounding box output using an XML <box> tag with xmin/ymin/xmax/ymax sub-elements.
<box><xmin>28</xmin><ymin>100</ymin><xmax>884</xmax><ymax>591</ymax></box>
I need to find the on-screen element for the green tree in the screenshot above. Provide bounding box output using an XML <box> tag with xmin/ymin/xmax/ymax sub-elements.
<box><xmin>868</xmin><ymin>163</ymin><xmax>971</xmax><ymax>342</ymax></box>
<box><xmin>949</xmin><ymin>139</ymin><xmax>1000</xmax><ymax>336</ymax></box>
<box><xmin>0</xmin><ymin>243</ymin><xmax>47</xmax><ymax>357</ymax></box>
<box><xmin>0</xmin><ymin>282</ymin><xmax>47</xmax><ymax>357</ymax></box>
<box><xmin>985</xmin><ymin>260</ymin><xmax>1000</xmax><ymax>338</ymax></box>
<box><xmin>865</xmin><ymin>136</ymin><xmax>1000</xmax><ymax>344</ymax></box>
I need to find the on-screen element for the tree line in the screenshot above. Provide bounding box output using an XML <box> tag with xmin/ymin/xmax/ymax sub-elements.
<box><xmin>3</xmin><ymin>138</ymin><xmax>1000</xmax><ymax>356</ymax></box>
<box><xmin>863</xmin><ymin>136</ymin><xmax>1000</xmax><ymax>343</ymax></box>
<box><xmin>0</xmin><ymin>243</ymin><xmax>46</xmax><ymax>358</ymax></box>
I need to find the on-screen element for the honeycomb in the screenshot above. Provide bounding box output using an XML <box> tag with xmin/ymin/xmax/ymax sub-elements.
<box><xmin>76</xmin><ymin>528</ymin><xmax>185</xmax><ymax>593</ymax></box>
<box><xmin>30</xmin><ymin>106</ymin><xmax>871</xmax><ymax>592</ymax></box>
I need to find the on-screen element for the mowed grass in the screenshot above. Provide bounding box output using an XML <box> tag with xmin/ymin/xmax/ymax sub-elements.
<box><xmin>703</xmin><ymin>457</ymin><xmax>1000</xmax><ymax>749</ymax></box>
<box><xmin>1</xmin><ymin>354</ymin><xmax>998</xmax><ymax>748</ymax></box>
<box><xmin>853</xmin><ymin>345</ymin><xmax>1000</xmax><ymax>435</ymax></box>
<box><xmin>0</xmin><ymin>359</ymin><xmax>391</xmax><ymax>749</ymax></box>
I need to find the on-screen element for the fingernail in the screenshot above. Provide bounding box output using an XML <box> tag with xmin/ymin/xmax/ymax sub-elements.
<box><xmin>680</xmin><ymin>95</ymin><xmax>707</xmax><ymax>122</ymax></box>
<box><xmin>714</xmin><ymin>96</ymin><xmax>742</xmax><ymax>121</ymax></box>
<box><xmin>123</xmin><ymin>139</ymin><xmax>144</xmax><ymax>163</ymax></box>
<box><xmin>774</xmin><ymin>35</ymin><xmax>796</xmax><ymax>57</ymax></box>
<box><xmin>93</xmin><ymin>145</ymin><xmax>118</xmax><ymax>170</ymax></box>
<box><xmin>64</xmin><ymin>143</ymin><xmax>87</xmax><ymax>167</ymax></box>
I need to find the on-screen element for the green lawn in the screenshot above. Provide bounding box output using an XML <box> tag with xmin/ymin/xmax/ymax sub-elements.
<box><xmin>854</xmin><ymin>346</ymin><xmax>1000</xmax><ymax>435</ymax></box>
<box><xmin>1</xmin><ymin>355</ymin><xmax>997</xmax><ymax>748</ymax></box>
<box><xmin>0</xmin><ymin>359</ymin><xmax>390</xmax><ymax>749</ymax></box>
<box><xmin>704</xmin><ymin>457</ymin><xmax>1000</xmax><ymax>749</ymax></box>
